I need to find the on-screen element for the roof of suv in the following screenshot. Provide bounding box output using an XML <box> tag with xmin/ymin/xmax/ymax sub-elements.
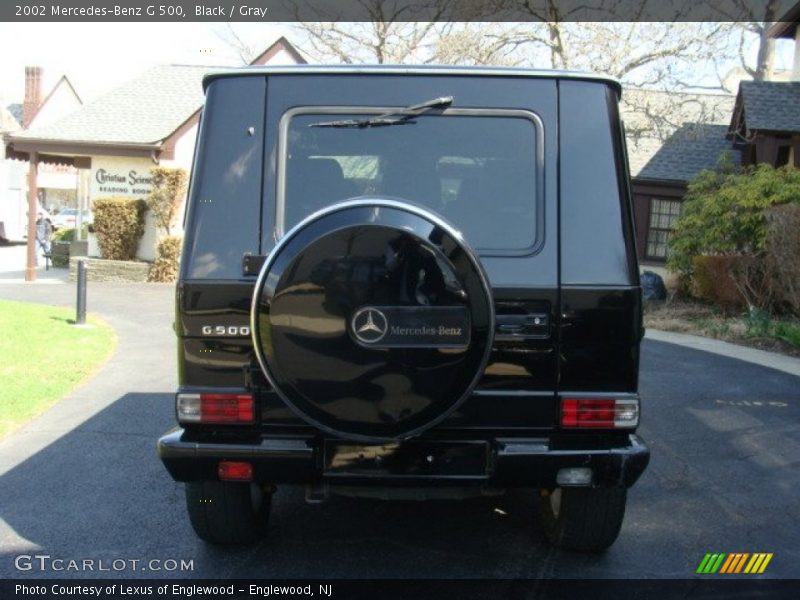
<box><xmin>202</xmin><ymin>64</ymin><xmax>622</xmax><ymax>95</ymax></box>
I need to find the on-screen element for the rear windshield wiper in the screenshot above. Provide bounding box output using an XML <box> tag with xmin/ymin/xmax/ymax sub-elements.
<box><xmin>308</xmin><ymin>96</ymin><xmax>454</xmax><ymax>128</ymax></box>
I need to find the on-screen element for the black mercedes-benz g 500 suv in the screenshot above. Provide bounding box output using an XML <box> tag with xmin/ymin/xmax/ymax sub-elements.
<box><xmin>158</xmin><ymin>65</ymin><xmax>649</xmax><ymax>552</ymax></box>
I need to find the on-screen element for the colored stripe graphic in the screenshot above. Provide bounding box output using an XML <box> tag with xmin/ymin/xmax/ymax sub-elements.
<box><xmin>758</xmin><ymin>553</ymin><xmax>773</xmax><ymax>574</ymax></box>
<box><xmin>720</xmin><ymin>553</ymin><xmax>737</xmax><ymax>573</ymax></box>
<box><xmin>699</xmin><ymin>552</ymin><xmax>773</xmax><ymax>574</ymax></box>
<box><xmin>734</xmin><ymin>553</ymin><xmax>749</xmax><ymax>573</ymax></box>
<box><xmin>697</xmin><ymin>554</ymin><xmax>712</xmax><ymax>573</ymax></box>
<box><xmin>744</xmin><ymin>554</ymin><xmax>761</xmax><ymax>573</ymax></box>
<box><xmin>727</xmin><ymin>553</ymin><xmax>748</xmax><ymax>573</ymax></box>
<box><xmin>697</xmin><ymin>553</ymin><xmax>727</xmax><ymax>574</ymax></box>
<box><xmin>696</xmin><ymin>554</ymin><xmax>713</xmax><ymax>574</ymax></box>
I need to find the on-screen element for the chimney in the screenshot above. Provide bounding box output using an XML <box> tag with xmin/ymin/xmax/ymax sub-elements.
<box><xmin>22</xmin><ymin>66</ymin><xmax>43</xmax><ymax>128</ymax></box>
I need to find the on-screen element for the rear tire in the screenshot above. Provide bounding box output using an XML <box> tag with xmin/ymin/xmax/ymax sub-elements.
<box><xmin>185</xmin><ymin>481</ymin><xmax>272</xmax><ymax>545</ymax></box>
<box><xmin>538</xmin><ymin>486</ymin><xmax>627</xmax><ymax>552</ymax></box>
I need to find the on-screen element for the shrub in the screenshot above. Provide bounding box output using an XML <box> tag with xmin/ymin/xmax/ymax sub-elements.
<box><xmin>148</xmin><ymin>235</ymin><xmax>182</xmax><ymax>282</ymax></box>
<box><xmin>51</xmin><ymin>224</ymin><xmax>89</xmax><ymax>242</ymax></box>
<box><xmin>692</xmin><ymin>254</ymin><xmax>776</xmax><ymax>314</ymax></box>
<box><xmin>147</xmin><ymin>167</ymin><xmax>188</xmax><ymax>236</ymax></box>
<box><xmin>668</xmin><ymin>163</ymin><xmax>800</xmax><ymax>279</ymax></box>
<box><xmin>52</xmin><ymin>227</ymin><xmax>75</xmax><ymax>242</ymax></box>
<box><xmin>744</xmin><ymin>308</ymin><xmax>772</xmax><ymax>338</ymax></box>
<box><xmin>764</xmin><ymin>204</ymin><xmax>800</xmax><ymax>317</ymax></box>
<box><xmin>50</xmin><ymin>228</ymin><xmax>74</xmax><ymax>267</ymax></box>
<box><xmin>691</xmin><ymin>256</ymin><xmax>747</xmax><ymax>312</ymax></box>
<box><xmin>92</xmin><ymin>198</ymin><xmax>147</xmax><ymax>261</ymax></box>
<box><xmin>772</xmin><ymin>320</ymin><xmax>800</xmax><ymax>347</ymax></box>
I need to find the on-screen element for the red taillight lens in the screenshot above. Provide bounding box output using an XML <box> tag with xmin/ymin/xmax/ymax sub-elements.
<box><xmin>561</xmin><ymin>398</ymin><xmax>615</xmax><ymax>428</ymax></box>
<box><xmin>176</xmin><ymin>393</ymin><xmax>255</xmax><ymax>424</ymax></box>
<box><xmin>560</xmin><ymin>397</ymin><xmax>639</xmax><ymax>428</ymax></box>
<box><xmin>561</xmin><ymin>398</ymin><xmax>629</xmax><ymax>428</ymax></box>
<box><xmin>218</xmin><ymin>461</ymin><xmax>253</xmax><ymax>481</ymax></box>
<box><xmin>201</xmin><ymin>393</ymin><xmax>254</xmax><ymax>423</ymax></box>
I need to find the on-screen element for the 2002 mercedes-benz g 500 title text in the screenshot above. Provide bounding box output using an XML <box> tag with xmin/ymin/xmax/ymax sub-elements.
<box><xmin>158</xmin><ymin>65</ymin><xmax>649</xmax><ymax>552</ymax></box>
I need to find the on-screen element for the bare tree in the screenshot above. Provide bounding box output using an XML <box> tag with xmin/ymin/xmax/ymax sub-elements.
<box><xmin>216</xmin><ymin>23</ymin><xmax>259</xmax><ymax>64</ymax></box>
<box><xmin>622</xmin><ymin>89</ymin><xmax>735</xmax><ymax>145</ymax></box>
<box><xmin>433</xmin><ymin>23</ymin><xmax>524</xmax><ymax>66</ymax></box>
<box><xmin>298</xmin><ymin>21</ymin><xmax>438</xmax><ymax>64</ymax></box>
<box><xmin>268</xmin><ymin>0</ymin><xmax>771</xmax><ymax>146</ymax></box>
<box><xmin>479</xmin><ymin>21</ymin><xmax>732</xmax><ymax>90</ymax></box>
<box><xmin>433</xmin><ymin>18</ymin><xmax>738</xmax><ymax>143</ymax></box>
<box><xmin>291</xmin><ymin>0</ymin><xmax>466</xmax><ymax>64</ymax></box>
<box><xmin>717</xmin><ymin>0</ymin><xmax>782</xmax><ymax>81</ymax></box>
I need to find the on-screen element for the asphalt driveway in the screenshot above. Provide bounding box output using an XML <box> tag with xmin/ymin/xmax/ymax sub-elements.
<box><xmin>0</xmin><ymin>276</ymin><xmax>798</xmax><ymax>580</ymax></box>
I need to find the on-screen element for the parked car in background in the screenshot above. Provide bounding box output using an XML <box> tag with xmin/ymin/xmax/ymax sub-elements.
<box><xmin>51</xmin><ymin>208</ymin><xmax>92</xmax><ymax>230</ymax></box>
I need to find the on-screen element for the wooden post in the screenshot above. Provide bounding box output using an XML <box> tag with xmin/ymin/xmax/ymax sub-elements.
<box><xmin>25</xmin><ymin>151</ymin><xmax>39</xmax><ymax>282</ymax></box>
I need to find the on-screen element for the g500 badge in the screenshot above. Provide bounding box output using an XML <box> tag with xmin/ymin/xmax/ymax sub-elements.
<box><xmin>201</xmin><ymin>325</ymin><xmax>251</xmax><ymax>336</ymax></box>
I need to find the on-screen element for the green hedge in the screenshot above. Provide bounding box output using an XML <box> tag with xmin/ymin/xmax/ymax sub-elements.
<box><xmin>668</xmin><ymin>163</ymin><xmax>800</xmax><ymax>278</ymax></box>
<box><xmin>92</xmin><ymin>197</ymin><xmax>147</xmax><ymax>261</ymax></box>
<box><xmin>52</xmin><ymin>224</ymin><xmax>89</xmax><ymax>243</ymax></box>
<box><xmin>52</xmin><ymin>227</ymin><xmax>75</xmax><ymax>242</ymax></box>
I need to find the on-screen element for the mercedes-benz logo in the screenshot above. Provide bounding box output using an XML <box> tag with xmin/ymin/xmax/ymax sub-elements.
<box><xmin>351</xmin><ymin>307</ymin><xmax>388</xmax><ymax>344</ymax></box>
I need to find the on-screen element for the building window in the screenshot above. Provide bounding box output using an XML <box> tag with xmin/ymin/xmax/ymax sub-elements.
<box><xmin>646</xmin><ymin>197</ymin><xmax>682</xmax><ymax>259</ymax></box>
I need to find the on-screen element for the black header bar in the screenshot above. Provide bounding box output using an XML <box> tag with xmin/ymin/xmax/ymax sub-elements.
<box><xmin>2</xmin><ymin>0</ymin><xmax>793</xmax><ymax>22</ymax></box>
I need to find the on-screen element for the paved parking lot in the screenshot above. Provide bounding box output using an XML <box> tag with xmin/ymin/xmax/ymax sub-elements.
<box><xmin>0</xmin><ymin>268</ymin><xmax>798</xmax><ymax>580</ymax></box>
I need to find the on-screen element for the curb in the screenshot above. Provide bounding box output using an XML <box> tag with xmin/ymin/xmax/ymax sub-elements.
<box><xmin>645</xmin><ymin>329</ymin><xmax>800</xmax><ymax>379</ymax></box>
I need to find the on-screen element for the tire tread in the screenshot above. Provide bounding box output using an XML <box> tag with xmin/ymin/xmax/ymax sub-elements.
<box><xmin>185</xmin><ymin>481</ymin><xmax>270</xmax><ymax>545</ymax></box>
<box><xmin>539</xmin><ymin>486</ymin><xmax>627</xmax><ymax>552</ymax></box>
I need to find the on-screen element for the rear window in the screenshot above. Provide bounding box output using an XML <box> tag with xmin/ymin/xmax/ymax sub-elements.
<box><xmin>279</xmin><ymin>108</ymin><xmax>542</xmax><ymax>254</ymax></box>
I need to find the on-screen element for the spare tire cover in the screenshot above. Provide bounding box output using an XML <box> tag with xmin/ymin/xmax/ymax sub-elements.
<box><xmin>251</xmin><ymin>199</ymin><xmax>494</xmax><ymax>441</ymax></box>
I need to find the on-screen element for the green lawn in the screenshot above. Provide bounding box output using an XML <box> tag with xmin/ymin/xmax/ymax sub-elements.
<box><xmin>0</xmin><ymin>300</ymin><xmax>116</xmax><ymax>439</ymax></box>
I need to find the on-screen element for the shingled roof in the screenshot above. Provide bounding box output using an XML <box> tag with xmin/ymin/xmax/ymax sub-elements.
<box><xmin>11</xmin><ymin>64</ymin><xmax>213</xmax><ymax>145</ymax></box>
<box><xmin>737</xmin><ymin>81</ymin><xmax>800</xmax><ymax>134</ymax></box>
<box><xmin>636</xmin><ymin>123</ymin><xmax>740</xmax><ymax>183</ymax></box>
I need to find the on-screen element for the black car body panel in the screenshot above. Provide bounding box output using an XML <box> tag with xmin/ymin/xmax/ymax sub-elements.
<box><xmin>160</xmin><ymin>428</ymin><xmax>649</xmax><ymax>488</ymax></box>
<box><xmin>162</xmin><ymin>67</ymin><xmax>648</xmax><ymax>498</ymax></box>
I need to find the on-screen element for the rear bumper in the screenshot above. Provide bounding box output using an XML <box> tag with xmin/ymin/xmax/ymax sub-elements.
<box><xmin>158</xmin><ymin>429</ymin><xmax>650</xmax><ymax>488</ymax></box>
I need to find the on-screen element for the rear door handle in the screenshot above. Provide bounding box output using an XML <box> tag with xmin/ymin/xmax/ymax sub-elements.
<box><xmin>495</xmin><ymin>313</ymin><xmax>549</xmax><ymax>337</ymax></box>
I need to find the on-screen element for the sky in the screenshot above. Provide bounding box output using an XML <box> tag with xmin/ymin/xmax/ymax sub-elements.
<box><xmin>0</xmin><ymin>22</ymin><xmax>292</xmax><ymax>104</ymax></box>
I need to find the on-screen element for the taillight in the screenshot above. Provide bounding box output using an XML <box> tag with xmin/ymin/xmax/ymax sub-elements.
<box><xmin>218</xmin><ymin>461</ymin><xmax>253</xmax><ymax>481</ymax></box>
<box><xmin>176</xmin><ymin>393</ymin><xmax>255</xmax><ymax>424</ymax></box>
<box><xmin>561</xmin><ymin>397</ymin><xmax>639</xmax><ymax>429</ymax></box>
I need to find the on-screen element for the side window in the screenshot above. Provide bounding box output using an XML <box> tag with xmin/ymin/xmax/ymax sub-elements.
<box><xmin>184</xmin><ymin>78</ymin><xmax>265</xmax><ymax>279</ymax></box>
